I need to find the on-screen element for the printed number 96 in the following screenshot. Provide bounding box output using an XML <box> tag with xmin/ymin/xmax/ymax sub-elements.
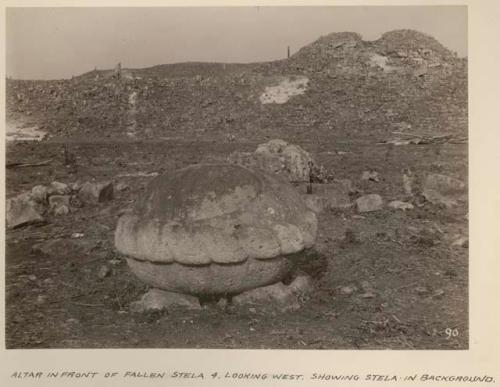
<box><xmin>445</xmin><ymin>328</ymin><xmax>459</xmax><ymax>338</ymax></box>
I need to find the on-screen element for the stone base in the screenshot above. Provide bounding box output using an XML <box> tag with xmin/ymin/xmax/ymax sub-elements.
<box><xmin>127</xmin><ymin>256</ymin><xmax>293</xmax><ymax>296</ymax></box>
<box><xmin>232</xmin><ymin>275</ymin><xmax>314</xmax><ymax>312</ymax></box>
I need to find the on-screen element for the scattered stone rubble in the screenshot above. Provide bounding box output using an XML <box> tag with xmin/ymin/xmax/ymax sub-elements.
<box><xmin>6</xmin><ymin>180</ymin><xmax>114</xmax><ymax>229</ymax></box>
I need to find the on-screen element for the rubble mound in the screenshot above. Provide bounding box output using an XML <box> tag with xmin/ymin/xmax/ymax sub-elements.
<box><xmin>6</xmin><ymin>29</ymin><xmax>467</xmax><ymax>141</ymax></box>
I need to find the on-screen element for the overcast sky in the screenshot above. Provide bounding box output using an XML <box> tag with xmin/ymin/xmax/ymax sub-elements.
<box><xmin>6</xmin><ymin>6</ymin><xmax>467</xmax><ymax>80</ymax></box>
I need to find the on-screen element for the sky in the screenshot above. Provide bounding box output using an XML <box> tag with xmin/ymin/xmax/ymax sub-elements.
<box><xmin>6</xmin><ymin>6</ymin><xmax>467</xmax><ymax>80</ymax></box>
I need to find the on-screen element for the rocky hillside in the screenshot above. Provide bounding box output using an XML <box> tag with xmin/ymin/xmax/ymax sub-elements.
<box><xmin>6</xmin><ymin>29</ymin><xmax>467</xmax><ymax>142</ymax></box>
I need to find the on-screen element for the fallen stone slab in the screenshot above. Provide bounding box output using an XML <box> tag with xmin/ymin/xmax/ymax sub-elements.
<box><xmin>355</xmin><ymin>194</ymin><xmax>383</xmax><ymax>213</ymax></box>
<box><xmin>6</xmin><ymin>193</ymin><xmax>45</xmax><ymax>229</ymax></box>
<box><xmin>130</xmin><ymin>288</ymin><xmax>201</xmax><ymax>313</ymax></box>
<box><xmin>78</xmin><ymin>181</ymin><xmax>114</xmax><ymax>204</ymax></box>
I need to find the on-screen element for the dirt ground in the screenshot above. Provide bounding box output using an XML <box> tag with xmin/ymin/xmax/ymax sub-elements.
<box><xmin>5</xmin><ymin>136</ymin><xmax>468</xmax><ymax>349</ymax></box>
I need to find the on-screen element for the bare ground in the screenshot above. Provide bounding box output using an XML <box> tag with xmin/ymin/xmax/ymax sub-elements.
<box><xmin>5</xmin><ymin>138</ymin><xmax>468</xmax><ymax>349</ymax></box>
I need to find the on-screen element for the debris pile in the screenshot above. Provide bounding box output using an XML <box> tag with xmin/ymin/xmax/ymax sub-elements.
<box><xmin>6</xmin><ymin>29</ymin><xmax>467</xmax><ymax>142</ymax></box>
<box><xmin>6</xmin><ymin>180</ymin><xmax>114</xmax><ymax>229</ymax></box>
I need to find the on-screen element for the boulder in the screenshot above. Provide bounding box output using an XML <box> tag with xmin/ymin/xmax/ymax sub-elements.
<box><xmin>6</xmin><ymin>193</ymin><xmax>45</xmax><ymax>229</ymax></box>
<box><xmin>130</xmin><ymin>289</ymin><xmax>201</xmax><ymax>313</ymax></box>
<box><xmin>355</xmin><ymin>194</ymin><xmax>384</xmax><ymax>212</ymax></box>
<box><xmin>115</xmin><ymin>164</ymin><xmax>317</xmax><ymax>295</ymax></box>
<box><xmin>78</xmin><ymin>181</ymin><xmax>114</xmax><ymax>204</ymax></box>
<box><xmin>232</xmin><ymin>275</ymin><xmax>314</xmax><ymax>312</ymax></box>
<box><xmin>228</xmin><ymin>139</ymin><xmax>314</xmax><ymax>182</ymax></box>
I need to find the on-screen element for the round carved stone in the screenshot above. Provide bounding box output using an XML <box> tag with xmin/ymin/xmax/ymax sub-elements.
<box><xmin>115</xmin><ymin>163</ymin><xmax>317</xmax><ymax>295</ymax></box>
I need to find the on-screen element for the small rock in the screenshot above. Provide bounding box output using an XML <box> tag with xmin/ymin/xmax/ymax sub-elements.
<box><xmin>31</xmin><ymin>185</ymin><xmax>48</xmax><ymax>203</ymax></box>
<box><xmin>361</xmin><ymin>171</ymin><xmax>379</xmax><ymax>182</ymax></box>
<box><xmin>388</xmin><ymin>200</ymin><xmax>414</xmax><ymax>210</ymax></box>
<box><xmin>69</xmin><ymin>182</ymin><xmax>82</xmax><ymax>192</ymax></box>
<box><xmin>78</xmin><ymin>181</ymin><xmax>114</xmax><ymax>204</ymax></box>
<box><xmin>37</xmin><ymin>295</ymin><xmax>47</xmax><ymax>303</ymax></box>
<box><xmin>130</xmin><ymin>289</ymin><xmax>201</xmax><ymax>312</ymax></box>
<box><xmin>48</xmin><ymin>181</ymin><xmax>70</xmax><ymax>195</ymax></box>
<box><xmin>432</xmin><ymin>289</ymin><xmax>445</xmax><ymax>299</ymax></box>
<box><xmin>71</xmin><ymin>232</ymin><xmax>85</xmax><ymax>239</ymax></box>
<box><xmin>97</xmin><ymin>265</ymin><xmax>112</xmax><ymax>279</ymax></box>
<box><xmin>115</xmin><ymin>182</ymin><xmax>130</xmax><ymax>191</ymax></box>
<box><xmin>70</xmin><ymin>195</ymin><xmax>84</xmax><ymax>208</ymax></box>
<box><xmin>340</xmin><ymin>285</ymin><xmax>356</xmax><ymax>295</ymax></box>
<box><xmin>355</xmin><ymin>194</ymin><xmax>383</xmax><ymax>212</ymax></box>
<box><xmin>360</xmin><ymin>292</ymin><xmax>376</xmax><ymax>299</ymax></box>
<box><xmin>66</xmin><ymin>318</ymin><xmax>80</xmax><ymax>324</ymax></box>
<box><xmin>108</xmin><ymin>258</ymin><xmax>122</xmax><ymax>266</ymax></box>
<box><xmin>452</xmin><ymin>236</ymin><xmax>469</xmax><ymax>248</ymax></box>
<box><xmin>402</xmin><ymin>171</ymin><xmax>414</xmax><ymax>197</ymax></box>
<box><xmin>28</xmin><ymin>275</ymin><xmax>37</xmax><ymax>281</ymax></box>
